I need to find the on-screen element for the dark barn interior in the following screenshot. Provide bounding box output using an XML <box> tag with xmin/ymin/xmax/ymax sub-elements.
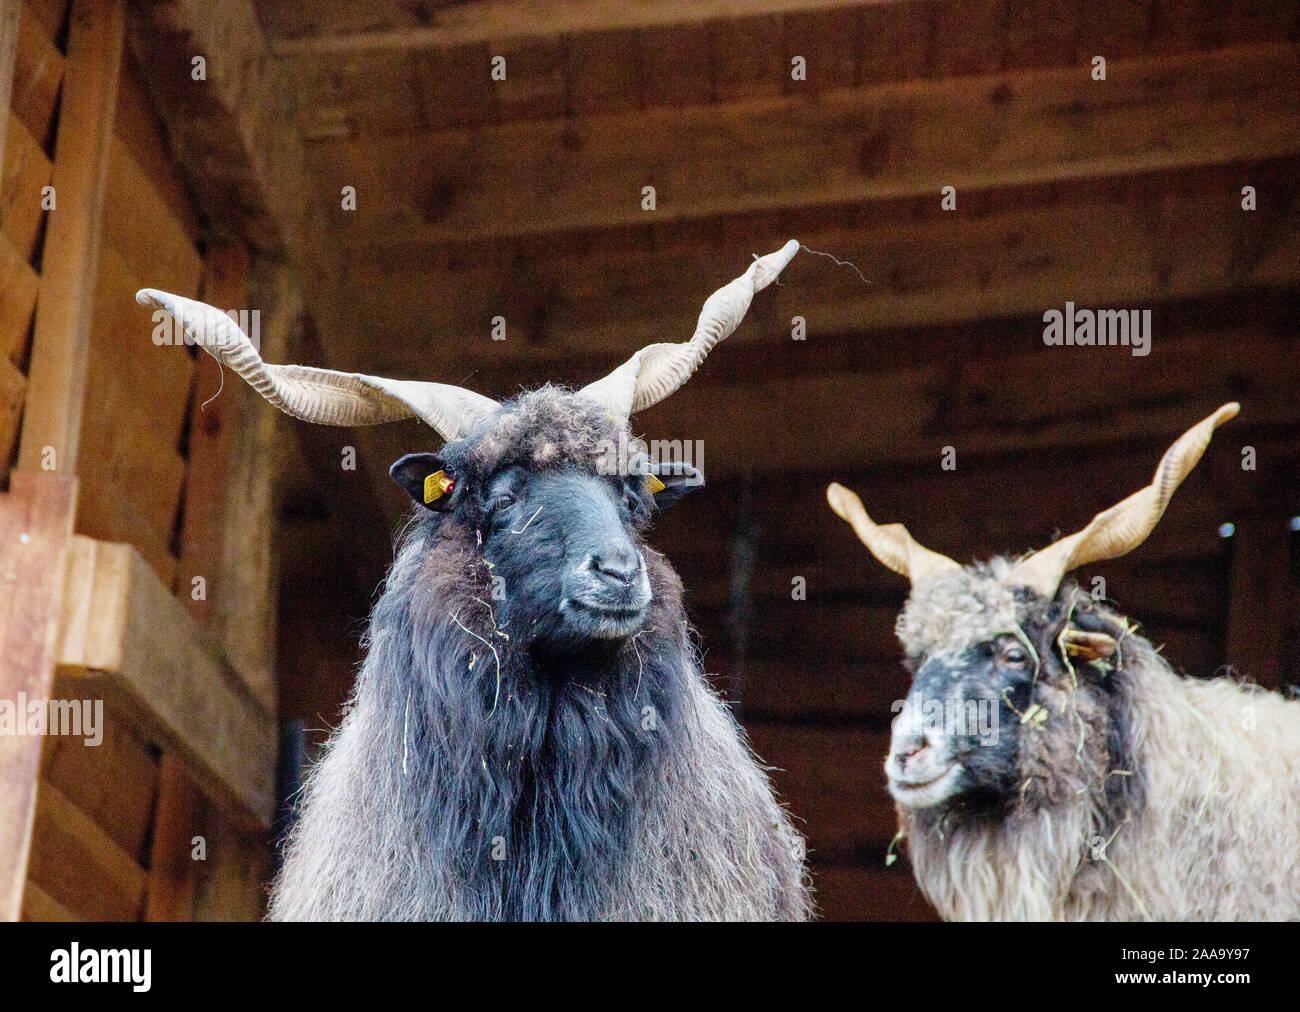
<box><xmin>0</xmin><ymin>0</ymin><xmax>1297</xmax><ymax>921</ymax></box>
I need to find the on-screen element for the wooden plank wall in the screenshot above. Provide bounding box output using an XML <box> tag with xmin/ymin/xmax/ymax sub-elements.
<box><xmin>3</xmin><ymin>0</ymin><xmax>273</xmax><ymax>921</ymax></box>
<box><xmin>647</xmin><ymin>303</ymin><xmax>1300</xmax><ymax>921</ymax></box>
<box><xmin>262</xmin><ymin>0</ymin><xmax>1300</xmax><ymax>921</ymax></box>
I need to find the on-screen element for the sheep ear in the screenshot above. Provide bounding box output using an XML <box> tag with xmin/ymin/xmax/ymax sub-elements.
<box><xmin>1060</xmin><ymin>628</ymin><xmax>1118</xmax><ymax>663</ymax></box>
<box><xmin>390</xmin><ymin>453</ymin><xmax>456</xmax><ymax>511</ymax></box>
<box><xmin>645</xmin><ymin>460</ymin><xmax>703</xmax><ymax>510</ymax></box>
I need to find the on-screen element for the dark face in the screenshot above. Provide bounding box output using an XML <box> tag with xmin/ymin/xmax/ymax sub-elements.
<box><xmin>886</xmin><ymin>635</ymin><xmax>1036</xmax><ymax>810</ymax></box>
<box><xmin>479</xmin><ymin>465</ymin><xmax>654</xmax><ymax>650</ymax></box>
<box><xmin>390</xmin><ymin>448</ymin><xmax>700</xmax><ymax>657</ymax></box>
<box><xmin>886</xmin><ymin>594</ymin><xmax>1124</xmax><ymax>812</ymax></box>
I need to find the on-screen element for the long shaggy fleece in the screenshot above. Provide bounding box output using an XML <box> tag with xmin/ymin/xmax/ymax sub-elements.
<box><xmin>269</xmin><ymin>509</ymin><xmax>811</xmax><ymax>921</ymax></box>
<box><xmin>902</xmin><ymin>592</ymin><xmax>1300</xmax><ymax>921</ymax></box>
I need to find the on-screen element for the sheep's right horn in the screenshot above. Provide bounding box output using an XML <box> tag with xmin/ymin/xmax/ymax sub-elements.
<box><xmin>579</xmin><ymin>240</ymin><xmax>799</xmax><ymax>422</ymax></box>
<box><xmin>826</xmin><ymin>483</ymin><xmax>960</xmax><ymax>585</ymax></box>
<box><xmin>137</xmin><ymin>289</ymin><xmax>499</xmax><ymax>442</ymax></box>
<box><xmin>1008</xmin><ymin>402</ymin><xmax>1240</xmax><ymax>598</ymax></box>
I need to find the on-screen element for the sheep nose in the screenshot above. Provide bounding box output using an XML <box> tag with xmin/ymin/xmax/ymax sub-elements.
<box><xmin>891</xmin><ymin>732</ymin><xmax>930</xmax><ymax>770</ymax></box>
<box><xmin>591</xmin><ymin>550</ymin><xmax>639</xmax><ymax>585</ymax></box>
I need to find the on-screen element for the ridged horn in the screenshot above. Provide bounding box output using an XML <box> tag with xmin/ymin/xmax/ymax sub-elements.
<box><xmin>1008</xmin><ymin>402</ymin><xmax>1240</xmax><ymax>598</ymax></box>
<box><xmin>579</xmin><ymin>240</ymin><xmax>800</xmax><ymax>421</ymax></box>
<box><xmin>137</xmin><ymin>289</ymin><xmax>499</xmax><ymax>442</ymax></box>
<box><xmin>826</xmin><ymin>483</ymin><xmax>960</xmax><ymax>585</ymax></box>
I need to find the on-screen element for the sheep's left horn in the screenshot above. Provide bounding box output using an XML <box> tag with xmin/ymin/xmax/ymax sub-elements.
<box><xmin>136</xmin><ymin>289</ymin><xmax>499</xmax><ymax>442</ymax></box>
<box><xmin>579</xmin><ymin>240</ymin><xmax>799</xmax><ymax>421</ymax></box>
<box><xmin>826</xmin><ymin>483</ymin><xmax>960</xmax><ymax>585</ymax></box>
<box><xmin>1008</xmin><ymin>402</ymin><xmax>1240</xmax><ymax>598</ymax></box>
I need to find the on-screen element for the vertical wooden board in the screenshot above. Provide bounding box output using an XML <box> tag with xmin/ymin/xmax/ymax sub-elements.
<box><xmin>412</xmin><ymin>42</ymin><xmax>495</xmax><ymax>130</ymax></box>
<box><xmin>566</xmin><ymin>29</ymin><xmax>641</xmax><ymax>116</ymax></box>
<box><xmin>143</xmin><ymin>753</ymin><xmax>200</xmax><ymax>921</ymax></box>
<box><xmin>191</xmin><ymin>800</ymin><xmax>270</xmax><ymax>921</ymax></box>
<box><xmin>488</xmin><ymin>37</ymin><xmax>566</xmax><ymax>122</ymax></box>
<box><xmin>12</xmin><ymin>5</ymin><xmax>64</xmax><ymax>146</ymax></box>
<box><xmin>706</xmin><ymin>15</ymin><xmax>785</xmax><ymax>104</ymax></box>
<box><xmin>0</xmin><ymin>471</ymin><xmax>77</xmax><ymax>921</ymax></box>
<box><xmin>211</xmin><ymin>258</ymin><xmax>293</xmax><ymax>712</ymax></box>
<box><xmin>153</xmin><ymin>248</ymin><xmax>247</xmax><ymax>930</ymax></box>
<box><xmin>39</xmin><ymin>687</ymin><xmax>159</xmax><ymax>862</ymax></box>
<box><xmin>0</xmin><ymin>114</ymin><xmax>51</xmax><ymax>261</ymax></box>
<box><xmin>779</xmin><ymin>8</ymin><xmax>859</xmax><ymax>94</ymax></box>
<box><xmin>1076</xmin><ymin>0</ymin><xmax>1156</xmax><ymax>62</ymax></box>
<box><xmin>26</xmin><ymin>781</ymin><xmax>147</xmax><ymax>921</ymax></box>
<box><xmin>856</xmin><ymin>0</ymin><xmax>938</xmax><ymax>86</ymax></box>
<box><xmin>25</xmin><ymin>0</ymin><xmax>67</xmax><ymax>47</ymax></box>
<box><xmin>150</xmin><ymin>241</ymin><xmax>264</xmax><ymax>922</ymax></box>
<box><xmin>16</xmin><ymin>0</ymin><xmax>125</xmax><ymax>474</ymax></box>
<box><xmin>89</xmin><ymin>242</ymin><xmax>195</xmax><ymax>441</ymax></box>
<box><xmin>113</xmin><ymin>48</ymin><xmax>202</xmax><ymax>242</ymax></box>
<box><xmin>0</xmin><ymin>229</ymin><xmax>37</xmax><ymax>361</ymax></box>
<box><xmin>101</xmin><ymin>135</ymin><xmax>202</xmax><ymax>299</ymax></box>
<box><xmin>0</xmin><ymin>352</ymin><xmax>25</xmax><ymax>468</ymax></box>
<box><xmin>1003</xmin><ymin>0</ymin><xmax>1080</xmax><ymax>69</ymax></box>
<box><xmin>0</xmin><ymin>1</ymin><xmax>18</xmax><ymax>176</ymax></box>
<box><xmin>927</xmin><ymin>0</ymin><xmax>1006</xmax><ymax>78</ymax></box>
<box><xmin>77</xmin><ymin>364</ymin><xmax>188</xmax><ymax>538</ymax></box>
<box><xmin>175</xmin><ymin>243</ymin><xmax>246</xmax><ymax>621</ymax></box>
<box><xmin>638</xmin><ymin>22</ymin><xmax>710</xmax><ymax>108</ymax></box>
<box><xmin>73</xmin><ymin>468</ymin><xmax>177</xmax><ymax>587</ymax></box>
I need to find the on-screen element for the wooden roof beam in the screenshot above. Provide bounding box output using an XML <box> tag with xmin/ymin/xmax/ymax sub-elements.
<box><xmin>57</xmin><ymin>536</ymin><xmax>277</xmax><ymax>831</ymax></box>
<box><xmin>321</xmin><ymin>157</ymin><xmax>1300</xmax><ymax>382</ymax></box>
<box><xmin>126</xmin><ymin>0</ymin><xmax>306</xmax><ymax>255</ymax></box>
<box><xmin>304</xmin><ymin>42</ymin><xmax>1300</xmax><ymax>248</ymax></box>
<box><xmin>267</xmin><ymin>0</ymin><xmax>877</xmax><ymax>52</ymax></box>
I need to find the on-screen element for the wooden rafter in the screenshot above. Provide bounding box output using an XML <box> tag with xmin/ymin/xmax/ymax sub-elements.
<box><xmin>57</xmin><ymin>536</ymin><xmax>277</xmax><ymax>830</ymax></box>
<box><xmin>305</xmin><ymin>43</ymin><xmax>1300</xmax><ymax>248</ymax></box>
<box><xmin>315</xmin><ymin>157</ymin><xmax>1300</xmax><ymax>383</ymax></box>
<box><xmin>267</xmin><ymin>0</ymin><xmax>877</xmax><ymax>51</ymax></box>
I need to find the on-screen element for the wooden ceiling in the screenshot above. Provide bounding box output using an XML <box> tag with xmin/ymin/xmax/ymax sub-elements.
<box><xmin>231</xmin><ymin>1</ymin><xmax>1300</xmax><ymax>918</ymax></box>
<box><xmin>237</xmin><ymin>0</ymin><xmax>1300</xmax><ymax>533</ymax></box>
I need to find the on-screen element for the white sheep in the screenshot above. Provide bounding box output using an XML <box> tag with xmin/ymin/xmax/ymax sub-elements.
<box><xmin>828</xmin><ymin>404</ymin><xmax>1300</xmax><ymax>920</ymax></box>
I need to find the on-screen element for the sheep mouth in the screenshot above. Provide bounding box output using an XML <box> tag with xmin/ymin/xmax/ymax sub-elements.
<box><xmin>887</xmin><ymin>763</ymin><xmax>962</xmax><ymax>808</ymax></box>
<box><xmin>559</xmin><ymin>597</ymin><xmax>649</xmax><ymax>638</ymax></box>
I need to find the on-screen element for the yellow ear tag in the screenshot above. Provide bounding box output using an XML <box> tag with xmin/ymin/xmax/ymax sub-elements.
<box><xmin>645</xmin><ymin>474</ymin><xmax>666</xmax><ymax>495</ymax></box>
<box><xmin>424</xmin><ymin>470</ymin><xmax>455</xmax><ymax>504</ymax></box>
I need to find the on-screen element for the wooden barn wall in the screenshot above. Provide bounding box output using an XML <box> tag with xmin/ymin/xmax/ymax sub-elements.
<box><xmin>4</xmin><ymin>0</ymin><xmax>1293</xmax><ymax>923</ymax></box>
<box><xmin>273</xmin><ymin>293</ymin><xmax>1300</xmax><ymax>922</ymax></box>
<box><xmin>262</xmin><ymin>0</ymin><xmax>1300</xmax><ymax>922</ymax></box>
<box><xmin>647</xmin><ymin>299</ymin><xmax>1300</xmax><ymax>921</ymax></box>
<box><xmin>3</xmin><ymin>0</ymin><xmax>274</xmax><ymax>922</ymax></box>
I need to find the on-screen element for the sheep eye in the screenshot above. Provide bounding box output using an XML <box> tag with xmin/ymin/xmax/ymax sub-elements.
<box><xmin>1000</xmin><ymin>644</ymin><xmax>1029</xmax><ymax>668</ymax></box>
<box><xmin>486</xmin><ymin>492</ymin><xmax>516</xmax><ymax>515</ymax></box>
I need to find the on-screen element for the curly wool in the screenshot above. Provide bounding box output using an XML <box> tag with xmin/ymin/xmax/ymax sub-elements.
<box><xmin>269</xmin><ymin>390</ymin><xmax>812</xmax><ymax>921</ymax></box>
<box><xmin>898</xmin><ymin>574</ymin><xmax>1300</xmax><ymax>921</ymax></box>
<box><xmin>466</xmin><ymin>384</ymin><xmax>630</xmax><ymax>476</ymax></box>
